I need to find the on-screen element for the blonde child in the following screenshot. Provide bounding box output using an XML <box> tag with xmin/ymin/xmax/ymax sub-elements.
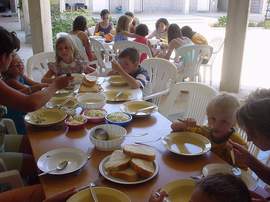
<box><xmin>147</xmin><ymin>18</ymin><xmax>169</xmax><ymax>41</ymax></box>
<box><xmin>42</xmin><ymin>36</ymin><xmax>95</xmax><ymax>83</ymax></box>
<box><xmin>171</xmin><ymin>93</ymin><xmax>247</xmax><ymax>167</ymax></box>
<box><xmin>108</xmin><ymin>48</ymin><xmax>149</xmax><ymax>89</ymax></box>
<box><xmin>114</xmin><ymin>15</ymin><xmax>139</xmax><ymax>42</ymax></box>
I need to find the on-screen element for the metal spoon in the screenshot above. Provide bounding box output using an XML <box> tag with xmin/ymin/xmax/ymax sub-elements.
<box><xmin>134</xmin><ymin>106</ymin><xmax>156</xmax><ymax>115</ymax></box>
<box><xmin>230</xmin><ymin>150</ymin><xmax>241</xmax><ymax>177</ymax></box>
<box><xmin>114</xmin><ymin>91</ymin><xmax>123</xmax><ymax>101</ymax></box>
<box><xmin>89</xmin><ymin>182</ymin><xmax>98</xmax><ymax>202</ymax></box>
<box><xmin>39</xmin><ymin>160</ymin><xmax>69</xmax><ymax>176</ymax></box>
<box><xmin>93</xmin><ymin>128</ymin><xmax>109</xmax><ymax>140</ymax></box>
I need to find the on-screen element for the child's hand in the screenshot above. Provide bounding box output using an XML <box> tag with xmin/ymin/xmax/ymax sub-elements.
<box><xmin>171</xmin><ymin>118</ymin><xmax>196</xmax><ymax>132</ymax></box>
<box><xmin>149</xmin><ymin>190</ymin><xmax>168</xmax><ymax>202</ymax></box>
<box><xmin>36</xmin><ymin>83</ymin><xmax>49</xmax><ymax>90</ymax></box>
<box><xmin>111</xmin><ymin>59</ymin><xmax>123</xmax><ymax>73</ymax></box>
<box><xmin>52</xmin><ymin>76</ymin><xmax>73</xmax><ymax>90</ymax></box>
<box><xmin>229</xmin><ymin>140</ymin><xmax>252</xmax><ymax>168</ymax></box>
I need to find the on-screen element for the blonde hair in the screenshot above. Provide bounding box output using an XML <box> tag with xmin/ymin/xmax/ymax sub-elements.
<box><xmin>207</xmin><ymin>93</ymin><xmax>240</xmax><ymax>115</ymax></box>
<box><xmin>116</xmin><ymin>15</ymin><xmax>131</xmax><ymax>33</ymax></box>
<box><xmin>55</xmin><ymin>36</ymin><xmax>80</xmax><ymax>64</ymax></box>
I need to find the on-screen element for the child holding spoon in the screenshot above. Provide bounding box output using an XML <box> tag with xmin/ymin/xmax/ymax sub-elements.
<box><xmin>171</xmin><ymin>93</ymin><xmax>247</xmax><ymax>168</ymax></box>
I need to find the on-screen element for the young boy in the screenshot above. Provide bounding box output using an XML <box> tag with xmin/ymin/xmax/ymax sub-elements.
<box><xmin>171</xmin><ymin>93</ymin><xmax>247</xmax><ymax>167</ymax></box>
<box><xmin>110</xmin><ymin>48</ymin><xmax>149</xmax><ymax>89</ymax></box>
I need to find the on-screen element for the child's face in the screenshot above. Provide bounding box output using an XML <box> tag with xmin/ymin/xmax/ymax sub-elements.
<box><xmin>189</xmin><ymin>188</ymin><xmax>215</xmax><ymax>202</ymax></box>
<box><xmin>207</xmin><ymin>106</ymin><xmax>235</xmax><ymax>138</ymax></box>
<box><xmin>7</xmin><ymin>56</ymin><xmax>24</xmax><ymax>77</ymax></box>
<box><xmin>57</xmin><ymin>42</ymin><xmax>73</xmax><ymax>63</ymax></box>
<box><xmin>0</xmin><ymin>53</ymin><xmax>13</xmax><ymax>73</ymax></box>
<box><xmin>102</xmin><ymin>14</ymin><xmax>109</xmax><ymax>22</ymax></box>
<box><xmin>119</xmin><ymin>57</ymin><xmax>139</xmax><ymax>74</ymax></box>
<box><xmin>157</xmin><ymin>22</ymin><xmax>166</xmax><ymax>33</ymax></box>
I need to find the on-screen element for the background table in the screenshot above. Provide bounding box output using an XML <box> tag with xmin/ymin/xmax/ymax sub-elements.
<box><xmin>28</xmin><ymin>103</ymin><xmax>224</xmax><ymax>202</ymax></box>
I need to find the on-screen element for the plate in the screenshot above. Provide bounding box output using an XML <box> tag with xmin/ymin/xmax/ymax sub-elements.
<box><xmin>99</xmin><ymin>155</ymin><xmax>159</xmax><ymax>185</ymax></box>
<box><xmin>162</xmin><ymin>132</ymin><xmax>211</xmax><ymax>156</ymax></box>
<box><xmin>67</xmin><ymin>187</ymin><xmax>131</xmax><ymax>202</ymax></box>
<box><xmin>25</xmin><ymin>108</ymin><xmax>67</xmax><ymax>127</ymax></box>
<box><xmin>108</xmin><ymin>75</ymin><xmax>128</xmax><ymax>86</ymax></box>
<box><xmin>37</xmin><ymin>147</ymin><xmax>88</xmax><ymax>175</ymax></box>
<box><xmin>161</xmin><ymin>179</ymin><xmax>196</xmax><ymax>202</ymax></box>
<box><xmin>47</xmin><ymin>97</ymin><xmax>78</xmax><ymax>109</ymax></box>
<box><xmin>202</xmin><ymin>163</ymin><xmax>257</xmax><ymax>190</ymax></box>
<box><xmin>105</xmin><ymin>90</ymin><xmax>136</xmax><ymax>102</ymax></box>
<box><xmin>54</xmin><ymin>89</ymin><xmax>72</xmax><ymax>97</ymax></box>
<box><xmin>120</xmin><ymin>100</ymin><xmax>158</xmax><ymax>117</ymax></box>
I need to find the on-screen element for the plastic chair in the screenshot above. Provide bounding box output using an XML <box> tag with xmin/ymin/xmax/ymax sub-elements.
<box><xmin>201</xmin><ymin>37</ymin><xmax>224</xmax><ymax>85</ymax></box>
<box><xmin>141</xmin><ymin>58</ymin><xmax>178</xmax><ymax>106</ymax></box>
<box><xmin>87</xmin><ymin>26</ymin><xmax>96</xmax><ymax>36</ymax></box>
<box><xmin>56</xmin><ymin>32</ymin><xmax>68</xmax><ymax>39</ymax></box>
<box><xmin>113</xmin><ymin>40</ymin><xmax>153</xmax><ymax>58</ymax></box>
<box><xmin>159</xmin><ymin>82</ymin><xmax>218</xmax><ymax>125</ymax></box>
<box><xmin>174</xmin><ymin>45</ymin><xmax>213</xmax><ymax>82</ymax></box>
<box><xmin>26</xmin><ymin>52</ymin><xmax>55</xmax><ymax>82</ymax></box>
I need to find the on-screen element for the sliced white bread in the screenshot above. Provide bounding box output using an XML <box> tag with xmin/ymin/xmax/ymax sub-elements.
<box><xmin>123</xmin><ymin>144</ymin><xmax>156</xmax><ymax>161</ymax></box>
<box><xmin>104</xmin><ymin>150</ymin><xmax>131</xmax><ymax>171</ymax></box>
<box><xmin>130</xmin><ymin>158</ymin><xmax>155</xmax><ymax>178</ymax></box>
<box><xmin>110</xmin><ymin>168</ymin><xmax>138</xmax><ymax>182</ymax></box>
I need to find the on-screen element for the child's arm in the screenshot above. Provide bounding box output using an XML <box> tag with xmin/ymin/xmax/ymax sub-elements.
<box><xmin>22</xmin><ymin>75</ymin><xmax>39</xmax><ymax>86</ymax></box>
<box><xmin>41</xmin><ymin>69</ymin><xmax>56</xmax><ymax>83</ymax></box>
<box><xmin>171</xmin><ymin>118</ymin><xmax>197</xmax><ymax>132</ymax></box>
<box><xmin>147</xmin><ymin>31</ymin><xmax>156</xmax><ymax>39</ymax></box>
<box><xmin>5</xmin><ymin>79</ymin><xmax>28</xmax><ymax>91</ymax></box>
<box><xmin>78</xmin><ymin>31</ymin><xmax>94</xmax><ymax>61</ymax></box>
<box><xmin>94</xmin><ymin>23</ymin><xmax>99</xmax><ymax>35</ymax></box>
<box><xmin>231</xmin><ymin>141</ymin><xmax>270</xmax><ymax>185</ymax></box>
<box><xmin>111</xmin><ymin>60</ymin><xmax>141</xmax><ymax>89</ymax></box>
<box><xmin>122</xmin><ymin>31</ymin><xmax>140</xmax><ymax>39</ymax></box>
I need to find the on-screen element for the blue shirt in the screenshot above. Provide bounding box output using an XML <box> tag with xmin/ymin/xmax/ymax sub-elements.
<box><xmin>114</xmin><ymin>33</ymin><xmax>128</xmax><ymax>42</ymax></box>
<box><xmin>131</xmin><ymin>66</ymin><xmax>149</xmax><ymax>89</ymax></box>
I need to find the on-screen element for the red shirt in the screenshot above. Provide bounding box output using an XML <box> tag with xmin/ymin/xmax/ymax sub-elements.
<box><xmin>134</xmin><ymin>36</ymin><xmax>148</xmax><ymax>63</ymax></box>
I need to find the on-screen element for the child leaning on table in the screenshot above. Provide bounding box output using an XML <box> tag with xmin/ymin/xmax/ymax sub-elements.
<box><xmin>108</xmin><ymin>48</ymin><xmax>149</xmax><ymax>89</ymax></box>
<box><xmin>42</xmin><ymin>36</ymin><xmax>95</xmax><ymax>83</ymax></box>
<box><xmin>171</xmin><ymin>93</ymin><xmax>248</xmax><ymax>168</ymax></box>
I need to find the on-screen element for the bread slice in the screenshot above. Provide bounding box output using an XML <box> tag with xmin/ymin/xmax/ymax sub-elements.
<box><xmin>110</xmin><ymin>168</ymin><xmax>138</xmax><ymax>182</ymax></box>
<box><xmin>82</xmin><ymin>75</ymin><xmax>96</xmax><ymax>87</ymax></box>
<box><xmin>104</xmin><ymin>150</ymin><xmax>130</xmax><ymax>171</ymax></box>
<box><xmin>130</xmin><ymin>158</ymin><xmax>155</xmax><ymax>178</ymax></box>
<box><xmin>123</xmin><ymin>144</ymin><xmax>156</xmax><ymax>161</ymax></box>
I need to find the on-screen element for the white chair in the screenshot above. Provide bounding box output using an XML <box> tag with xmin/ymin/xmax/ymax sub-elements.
<box><xmin>159</xmin><ymin>82</ymin><xmax>218</xmax><ymax>124</ymax></box>
<box><xmin>87</xmin><ymin>26</ymin><xmax>96</xmax><ymax>36</ymax></box>
<box><xmin>113</xmin><ymin>40</ymin><xmax>153</xmax><ymax>58</ymax></box>
<box><xmin>141</xmin><ymin>58</ymin><xmax>178</xmax><ymax>106</ymax></box>
<box><xmin>201</xmin><ymin>37</ymin><xmax>224</xmax><ymax>85</ymax></box>
<box><xmin>174</xmin><ymin>45</ymin><xmax>213</xmax><ymax>82</ymax></box>
<box><xmin>26</xmin><ymin>52</ymin><xmax>55</xmax><ymax>82</ymax></box>
<box><xmin>56</xmin><ymin>32</ymin><xmax>68</xmax><ymax>39</ymax></box>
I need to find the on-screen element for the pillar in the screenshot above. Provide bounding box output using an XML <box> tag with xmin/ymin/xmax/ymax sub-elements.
<box><xmin>128</xmin><ymin>0</ymin><xmax>135</xmax><ymax>12</ymax></box>
<box><xmin>28</xmin><ymin>0</ymin><xmax>53</xmax><ymax>53</ymax></box>
<box><xmin>219</xmin><ymin>0</ymin><xmax>250</xmax><ymax>92</ymax></box>
<box><xmin>184</xmin><ymin>0</ymin><xmax>190</xmax><ymax>14</ymax></box>
<box><xmin>59</xmin><ymin>0</ymin><xmax>65</xmax><ymax>12</ymax></box>
<box><xmin>22</xmin><ymin>0</ymin><xmax>31</xmax><ymax>43</ymax></box>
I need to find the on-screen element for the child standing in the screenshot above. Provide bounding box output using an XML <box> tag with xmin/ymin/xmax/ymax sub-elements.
<box><xmin>171</xmin><ymin>93</ymin><xmax>247</xmax><ymax>167</ymax></box>
<box><xmin>134</xmin><ymin>24</ymin><xmax>151</xmax><ymax>63</ymax></box>
<box><xmin>42</xmin><ymin>36</ymin><xmax>95</xmax><ymax>83</ymax></box>
<box><xmin>108</xmin><ymin>48</ymin><xmax>149</xmax><ymax>89</ymax></box>
<box><xmin>94</xmin><ymin>9</ymin><xmax>113</xmax><ymax>36</ymax></box>
<box><xmin>114</xmin><ymin>15</ymin><xmax>138</xmax><ymax>42</ymax></box>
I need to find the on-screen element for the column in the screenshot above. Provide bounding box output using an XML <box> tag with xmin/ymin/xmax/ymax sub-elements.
<box><xmin>22</xmin><ymin>0</ymin><xmax>31</xmax><ymax>43</ymax></box>
<box><xmin>219</xmin><ymin>0</ymin><xmax>250</xmax><ymax>93</ymax></box>
<box><xmin>28</xmin><ymin>0</ymin><xmax>53</xmax><ymax>53</ymax></box>
<box><xmin>128</xmin><ymin>0</ymin><xmax>135</xmax><ymax>12</ymax></box>
<box><xmin>183</xmin><ymin>0</ymin><xmax>190</xmax><ymax>14</ymax></box>
<box><xmin>59</xmin><ymin>0</ymin><xmax>65</xmax><ymax>12</ymax></box>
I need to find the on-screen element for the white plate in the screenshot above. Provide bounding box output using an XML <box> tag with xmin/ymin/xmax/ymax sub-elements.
<box><xmin>105</xmin><ymin>90</ymin><xmax>138</xmax><ymax>102</ymax></box>
<box><xmin>37</xmin><ymin>147</ymin><xmax>88</xmax><ymax>175</ymax></box>
<box><xmin>99</xmin><ymin>155</ymin><xmax>159</xmax><ymax>185</ymax></box>
<box><xmin>120</xmin><ymin>100</ymin><xmax>158</xmax><ymax>117</ymax></box>
<box><xmin>202</xmin><ymin>163</ymin><xmax>257</xmax><ymax>190</ymax></box>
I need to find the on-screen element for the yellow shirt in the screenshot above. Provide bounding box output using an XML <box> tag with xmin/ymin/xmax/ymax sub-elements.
<box><xmin>191</xmin><ymin>33</ymin><xmax>208</xmax><ymax>45</ymax></box>
<box><xmin>187</xmin><ymin>126</ymin><xmax>247</xmax><ymax>168</ymax></box>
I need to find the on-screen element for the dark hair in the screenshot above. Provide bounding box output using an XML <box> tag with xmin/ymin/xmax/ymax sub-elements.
<box><xmin>73</xmin><ymin>16</ymin><xmax>87</xmax><ymax>31</ymax></box>
<box><xmin>181</xmin><ymin>26</ymin><xmax>196</xmax><ymax>39</ymax></box>
<box><xmin>197</xmin><ymin>174</ymin><xmax>251</xmax><ymax>202</ymax></box>
<box><xmin>237</xmin><ymin>98</ymin><xmax>270</xmax><ymax>138</ymax></box>
<box><xmin>0</xmin><ymin>26</ymin><xmax>20</xmax><ymax>56</ymax></box>
<box><xmin>167</xmin><ymin>23</ymin><xmax>183</xmax><ymax>43</ymax></box>
<box><xmin>155</xmin><ymin>18</ymin><xmax>169</xmax><ymax>30</ymax></box>
<box><xmin>118</xmin><ymin>48</ymin><xmax>139</xmax><ymax>64</ymax></box>
<box><xmin>135</xmin><ymin>24</ymin><xmax>149</xmax><ymax>37</ymax></box>
<box><xmin>125</xmin><ymin>11</ymin><xmax>134</xmax><ymax>18</ymax></box>
<box><xmin>100</xmin><ymin>9</ymin><xmax>110</xmax><ymax>17</ymax></box>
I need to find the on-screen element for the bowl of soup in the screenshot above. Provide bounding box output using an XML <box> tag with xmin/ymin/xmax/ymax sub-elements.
<box><xmin>77</xmin><ymin>93</ymin><xmax>106</xmax><ymax>109</ymax></box>
<box><xmin>65</xmin><ymin>115</ymin><xmax>87</xmax><ymax>130</ymax></box>
<box><xmin>105</xmin><ymin>112</ymin><xmax>132</xmax><ymax>127</ymax></box>
<box><xmin>82</xmin><ymin>109</ymin><xmax>107</xmax><ymax>123</ymax></box>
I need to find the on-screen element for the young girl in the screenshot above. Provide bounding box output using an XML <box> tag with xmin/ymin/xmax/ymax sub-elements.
<box><xmin>159</xmin><ymin>23</ymin><xmax>193</xmax><ymax>60</ymax></box>
<box><xmin>171</xmin><ymin>93</ymin><xmax>247</xmax><ymax>167</ymax></box>
<box><xmin>2</xmin><ymin>53</ymin><xmax>48</xmax><ymax>134</ymax></box>
<box><xmin>94</xmin><ymin>9</ymin><xmax>113</xmax><ymax>36</ymax></box>
<box><xmin>147</xmin><ymin>18</ymin><xmax>169</xmax><ymax>41</ymax></box>
<box><xmin>134</xmin><ymin>24</ymin><xmax>151</xmax><ymax>63</ymax></box>
<box><xmin>181</xmin><ymin>26</ymin><xmax>208</xmax><ymax>45</ymax></box>
<box><xmin>149</xmin><ymin>174</ymin><xmax>252</xmax><ymax>202</ymax></box>
<box><xmin>125</xmin><ymin>11</ymin><xmax>138</xmax><ymax>33</ymax></box>
<box><xmin>42</xmin><ymin>36</ymin><xmax>95</xmax><ymax>83</ymax></box>
<box><xmin>114</xmin><ymin>15</ymin><xmax>138</xmax><ymax>42</ymax></box>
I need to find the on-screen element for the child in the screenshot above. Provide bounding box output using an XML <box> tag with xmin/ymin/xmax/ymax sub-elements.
<box><xmin>134</xmin><ymin>24</ymin><xmax>151</xmax><ymax>63</ymax></box>
<box><xmin>181</xmin><ymin>26</ymin><xmax>208</xmax><ymax>45</ymax></box>
<box><xmin>42</xmin><ymin>36</ymin><xmax>95</xmax><ymax>83</ymax></box>
<box><xmin>147</xmin><ymin>18</ymin><xmax>169</xmax><ymax>41</ymax></box>
<box><xmin>108</xmin><ymin>48</ymin><xmax>149</xmax><ymax>89</ymax></box>
<box><xmin>125</xmin><ymin>11</ymin><xmax>138</xmax><ymax>33</ymax></box>
<box><xmin>114</xmin><ymin>15</ymin><xmax>138</xmax><ymax>42</ymax></box>
<box><xmin>2</xmin><ymin>53</ymin><xmax>48</xmax><ymax>134</ymax></box>
<box><xmin>94</xmin><ymin>9</ymin><xmax>113</xmax><ymax>36</ymax></box>
<box><xmin>231</xmin><ymin>89</ymin><xmax>270</xmax><ymax>185</ymax></box>
<box><xmin>171</xmin><ymin>93</ymin><xmax>247</xmax><ymax>167</ymax></box>
<box><xmin>149</xmin><ymin>174</ymin><xmax>252</xmax><ymax>202</ymax></box>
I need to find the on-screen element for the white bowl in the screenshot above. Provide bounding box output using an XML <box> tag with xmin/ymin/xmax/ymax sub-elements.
<box><xmin>77</xmin><ymin>93</ymin><xmax>106</xmax><ymax>109</ymax></box>
<box><xmin>89</xmin><ymin>124</ymin><xmax>127</xmax><ymax>151</ymax></box>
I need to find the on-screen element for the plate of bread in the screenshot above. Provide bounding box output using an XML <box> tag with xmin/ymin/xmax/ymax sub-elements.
<box><xmin>99</xmin><ymin>144</ymin><xmax>159</xmax><ymax>184</ymax></box>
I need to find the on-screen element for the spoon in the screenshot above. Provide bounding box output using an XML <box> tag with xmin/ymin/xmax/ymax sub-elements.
<box><xmin>114</xmin><ymin>91</ymin><xmax>123</xmax><ymax>100</ymax></box>
<box><xmin>39</xmin><ymin>160</ymin><xmax>69</xmax><ymax>176</ymax></box>
<box><xmin>89</xmin><ymin>182</ymin><xmax>98</xmax><ymax>202</ymax></box>
<box><xmin>230</xmin><ymin>150</ymin><xmax>241</xmax><ymax>177</ymax></box>
<box><xmin>134</xmin><ymin>106</ymin><xmax>156</xmax><ymax>115</ymax></box>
